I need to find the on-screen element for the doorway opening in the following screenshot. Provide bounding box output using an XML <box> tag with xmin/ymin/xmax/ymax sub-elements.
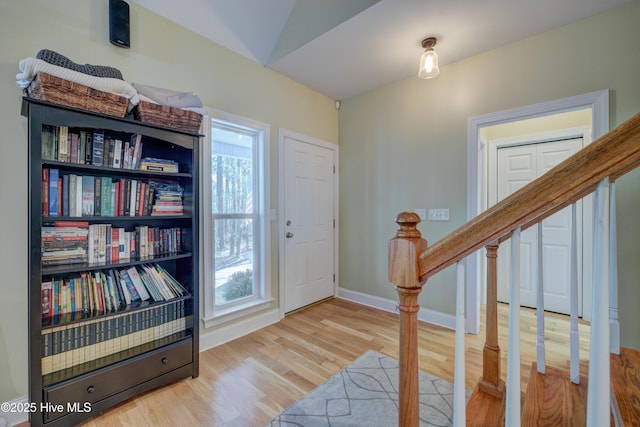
<box><xmin>465</xmin><ymin>90</ymin><xmax>609</xmax><ymax>334</ymax></box>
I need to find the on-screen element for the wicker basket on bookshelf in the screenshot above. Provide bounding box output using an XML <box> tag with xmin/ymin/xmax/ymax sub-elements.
<box><xmin>27</xmin><ymin>72</ymin><xmax>128</xmax><ymax>118</ymax></box>
<box><xmin>133</xmin><ymin>100</ymin><xmax>203</xmax><ymax>133</ymax></box>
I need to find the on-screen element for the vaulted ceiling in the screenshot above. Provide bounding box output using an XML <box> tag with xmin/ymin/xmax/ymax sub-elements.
<box><xmin>131</xmin><ymin>0</ymin><xmax>630</xmax><ymax>100</ymax></box>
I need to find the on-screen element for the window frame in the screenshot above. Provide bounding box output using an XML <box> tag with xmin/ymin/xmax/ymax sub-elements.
<box><xmin>201</xmin><ymin>109</ymin><xmax>272</xmax><ymax>327</ymax></box>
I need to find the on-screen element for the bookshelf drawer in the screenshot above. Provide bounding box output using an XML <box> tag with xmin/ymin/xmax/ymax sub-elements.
<box><xmin>43</xmin><ymin>338</ymin><xmax>192</xmax><ymax>422</ymax></box>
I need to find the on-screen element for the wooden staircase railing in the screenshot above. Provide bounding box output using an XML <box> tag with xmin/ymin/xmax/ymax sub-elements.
<box><xmin>388</xmin><ymin>112</ymin><xmax>640</xmax><ymax>426</ymax></box>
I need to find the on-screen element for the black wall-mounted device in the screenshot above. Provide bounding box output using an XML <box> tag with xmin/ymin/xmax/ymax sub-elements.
<box><xmin>109</xmin><ymin>0</ymin><xmax>130</xmax><ymax>48</ymax></box>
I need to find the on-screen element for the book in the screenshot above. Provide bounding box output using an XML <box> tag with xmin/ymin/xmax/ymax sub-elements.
<box><xmin>84</xmin><ymin>131</ymin><xmax>92</xmax><ymax>164</ymax></box>
<box><xmin>92</xmin><ymin>130</ymin><xmax>105</xmax><ymax>166</ymax></box>
<box><xmin>119</xmin><ymin>270</ymin><xmax>141</xmax><ymax>302</ymax></box>
<box><xmin>42</xmin><ymin>168</ymin><xmax>49</xmax><ymax>216</ymax></box>
<box><xmin>73</xmin><ymin>175</ymin><xmax>83</xmax><ymax>217</ymax></box>
<box><xmin>57</xmin><ymin>126</ymin><xmax>69</xmax><ymax>163</ymax></box>
<box><xmin>70</xmin><ymin>132</ymin><xmax>79</xmax><ymax>164</ymax></box>
<box><xmin>78</xmin><ymin>131</ymin><xmax>86</xmax><ymax>165</ymax></box>
<box><xmin>131</xmin><ymin>134</ymin><xmax>142</xmax><ymax>169</ymax></box>
<box><xmin>41</xmin><ymin>281</ymin><xmax>53</xmax><ymax>319</ymax></box>
<box><xmin>126</xmin><ymin>266</ymin><xmax>150</xmax><ymax>301</ymax></box>
<box><xmin>101</xmin><ymin>177</ymin><xmax>113</xmax><ymax>216</ymax></box>
<box><xmin>62</xmin><ymin>174</ymin><xmax>70</xmax><ymax>217</ymax></box>
<box><xmin>48</xmin><ymin>168</ymin><xmax>59</xmax><ymax>218</ymax></box>
<box><xmin>81</xmin><ymin>175</ymin><xmax>95</xmax><ymax>216</ymax></box>
<box><xmin>140</xmin><ymin>157</ymin><xmax>179</xmax><ymax>173</ymax></box>
<box><xmin>94</xmin><ymin>176</ymin><xmax>101</xmax><ymax>217</ymax></box>
<box><xmin>105</xmin><ymin>138</ymin><xmax>113</xmax><ymax>169</ymax></box>
<box><xmin>113</xmin><ymin>139</ymin><xmax>122</xmax><ymax>168</ymax></box>
<box><xmin>69</xmin><ymin>175</ymin><xmax>77</xmax><ymax>217</ymax></box>
<box><xmin>41</xmin><ymin>125</ymin><xmax>54</xmax><ymax>161</ymax></box>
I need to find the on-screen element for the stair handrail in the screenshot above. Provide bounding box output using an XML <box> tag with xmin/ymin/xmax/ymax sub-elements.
<box><xmin>416</xmin><ymin>112</ymin><xmax>640</xmax><ymax>282</ymax></box>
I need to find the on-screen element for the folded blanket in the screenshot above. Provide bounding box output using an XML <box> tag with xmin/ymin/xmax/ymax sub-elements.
<box><xmin>17</xmin><ymin>58</ymin><xmax>139</xmax><ymax>111</ymax></box>
<box><xmin>37</xmin><ymin>49</ymin><xmax>124</xmax><ymax>80</ymax></box>
<box><xmin>133</xmin><ymin>83</ymin><xmax>202</xmax><ymax>109</ymax></box>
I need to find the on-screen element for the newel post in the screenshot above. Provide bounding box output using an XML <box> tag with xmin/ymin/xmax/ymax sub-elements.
<box><xmin>388</xmin><ymin>212</ymin><xmax>428</xmax><ymax>427</ymax></box>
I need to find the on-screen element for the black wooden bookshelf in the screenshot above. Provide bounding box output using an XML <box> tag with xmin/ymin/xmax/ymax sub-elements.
<box><xmin>24</xmin><ymin>97</ymin><xmax>200</xmax><ymax>427</ymax></box>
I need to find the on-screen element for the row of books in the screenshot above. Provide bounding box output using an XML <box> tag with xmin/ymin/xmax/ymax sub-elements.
<box><xmin>41</xmin><ymin>264</ymin><xmax>189</xmax><ymax>323</ymax></box>
<box><xmin>42</xmin><ymin>126</ymin><xmax>146</xmax><ymax>170</ymax></box>
<box><xmin>41</xmin><ymin>301</ymin><xmax>187</xmax><ymax>376</ymax></box>
<box><xmin>42</xmin><ymin>224</ymin><xmax>88</xmax><ymax>267</ymax></box>
<box><xmin>140</xmin><ymin>157</ymin><xmax>179</xmax><ymax>173</ymax></box>
<box><xmin>42</xmin><ymin>222</ymin><xmax>185</xmax><ymax>267</ymax></box>
<box><xmin>42</xmin><ymin>168</ymin><xmax>185</xmax><ymax>218</ymax></box>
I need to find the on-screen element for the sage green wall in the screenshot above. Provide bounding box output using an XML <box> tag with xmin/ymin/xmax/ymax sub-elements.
<box><xmin>0</xmin><ymin>0</ymin><xmax>337</xmax><ymax>403</ymax></box>
<box><xmin>339</xmin><ymin>0</ymin><xmax>640</xmax><ymax>348</ymax></box>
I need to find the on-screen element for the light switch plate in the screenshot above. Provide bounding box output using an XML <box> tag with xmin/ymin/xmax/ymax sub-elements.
<box><xmin>428</xmin><ymin>208</ymin><xmax>450</xmax><ymax>221</ymax></box>
<box><xmin>414</xmin><ymin>209</ymin><xmax>426</xmax><ymax>220</ymax></box>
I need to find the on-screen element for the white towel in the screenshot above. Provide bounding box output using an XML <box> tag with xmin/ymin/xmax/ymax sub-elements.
<box><xmin>133</xmin><ymin>83</ymin><xmax>202</xmax><ymax>109</ymax></box>
<box><xmin>17</xmin><ymin>57</ymin><xmax>140</xmax><ymax>110</ymax></box>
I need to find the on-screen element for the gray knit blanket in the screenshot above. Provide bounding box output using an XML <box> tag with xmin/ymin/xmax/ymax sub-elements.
<box><xmin>36</xmin><ymin>49</ymin><xmax>123</xmax><ymax>80</ymax></box>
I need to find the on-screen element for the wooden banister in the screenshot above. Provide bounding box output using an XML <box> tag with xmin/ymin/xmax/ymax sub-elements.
<box><xmin>389</xmin><ymin>112</ymin><xmax>640</xmax><ymax>426</ymax></box>
<box><xmin>417</xmin><ymin>112</ymin><xmax>640</xmax><ymax>281</ymax></box>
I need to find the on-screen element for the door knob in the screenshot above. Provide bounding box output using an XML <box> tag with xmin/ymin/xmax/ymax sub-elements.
<box><xmin>286</xmin><ymin>232</ymin><xmax>294</xmax><ymax>238</ymax></box>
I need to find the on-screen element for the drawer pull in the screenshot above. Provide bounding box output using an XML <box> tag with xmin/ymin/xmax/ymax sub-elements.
<box><xmin>161</xmin><ymin>357</ymin><xmax>168</xmax><ymax>364</ymax></box>
<box><xmin>86</xmin><ymin>386</ymin><xmax>95</xmax><ymax>394</ymax></box>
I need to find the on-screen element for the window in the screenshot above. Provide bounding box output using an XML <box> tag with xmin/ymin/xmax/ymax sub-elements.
<box><xmin>201</xmin><ymin>110</ymin><xmax>271</xmax><ymax>326</ymax></box>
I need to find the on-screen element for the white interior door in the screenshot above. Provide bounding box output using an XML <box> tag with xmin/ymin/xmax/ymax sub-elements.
<box><xmin>495</xmin><ymin>138</ymin><xmax>583</xmax><ymax>314</ymax></box>
<box><xmin>282</xmin><ymin>136</ymin><xmax>336</xmax><ymax>313</ymax></box>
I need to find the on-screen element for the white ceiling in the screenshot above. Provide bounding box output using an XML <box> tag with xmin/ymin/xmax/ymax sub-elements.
<box><xmin>131</xmin><ymin>0</ymin><xmax>630</xmax><ymax>100</ymax></box>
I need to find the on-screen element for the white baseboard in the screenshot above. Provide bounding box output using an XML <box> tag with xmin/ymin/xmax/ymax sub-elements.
<box><xmin>199</xmin><ymin>308</ymin><xmax>281</xmax><ymax>352</ymax></box>
<box><xmin>0</xmin><ymin>395</ymin><xmax>29</xmax><ymax>426</ymax></box>
<box><xmin>337</xmin><ymin>287</ymin><xmax>456</xmax><ymax>330</ymax></box>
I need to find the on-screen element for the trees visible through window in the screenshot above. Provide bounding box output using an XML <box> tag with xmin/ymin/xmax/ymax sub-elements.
<box><xmin>202</xmin><ymin>110</ymin><xmax>270</xmax><ymax>322</ymax></box>
<box><xmin>211</xmin><ymin>129</ymin><xmax>255</xmax><ymax>305</ymax></box>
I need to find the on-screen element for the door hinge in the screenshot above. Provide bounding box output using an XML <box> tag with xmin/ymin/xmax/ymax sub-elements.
<box><xmin>333</xmin><ymin>164</ymin><xmax>336</xmax><ymax>174</ymax></box>
<box><xmin>333</xmin><ymin>274</ymin><xmax>336</xmax><ymax>283</ymax></box>
<box><xmin>333</xmin><ymin>219</ymin><xmax>335</xmax><ymax>228</ymax></box>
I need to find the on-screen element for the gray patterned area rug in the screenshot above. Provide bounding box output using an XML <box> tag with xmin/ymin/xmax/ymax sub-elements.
<box><xmin>266</xmin><ymin>350</ymin><xmax>467</xmax><ymax>427</ymax></box>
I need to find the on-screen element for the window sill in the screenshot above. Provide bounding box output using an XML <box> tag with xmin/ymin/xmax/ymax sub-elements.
<box><xmin>203</xmin><ymin>297</ymin><xmax>274</xmax><ymax>329</ymax></box>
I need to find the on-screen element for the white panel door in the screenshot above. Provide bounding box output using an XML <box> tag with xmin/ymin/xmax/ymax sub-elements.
<box><xmin>283</xmin><ymin>136</ymin><xmax>335</xmax><ymax>312</ymax></box>
<box><xmin>496</xmin><ymin>138</ymin><xmax>582</xmax><ymax>314</ymax></box>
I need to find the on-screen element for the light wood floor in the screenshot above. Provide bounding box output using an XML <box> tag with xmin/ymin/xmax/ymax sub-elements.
<box><xmin>70</xmin><ymin>297</ymin><xmax>589</xmax><ymax>426</ymax></box>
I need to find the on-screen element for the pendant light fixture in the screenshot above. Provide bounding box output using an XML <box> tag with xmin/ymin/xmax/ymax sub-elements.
<box><xmin>418</xmin><ymin>36</ymin><xmax>439</xmax><ymax>79</ymax></box>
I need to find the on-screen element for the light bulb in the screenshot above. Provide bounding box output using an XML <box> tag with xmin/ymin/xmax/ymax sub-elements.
<box><xmin>418</xmin><ymin>49</ymin><xmax>439</xmax><ymax>79</ymax></box>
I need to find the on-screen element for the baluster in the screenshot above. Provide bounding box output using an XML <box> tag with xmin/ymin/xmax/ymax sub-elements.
<box><xmin>536</xmin><ymin>222</ymin><xmax>546</xmax><ymax>374</ymax></box>
<box><xmin>587</xmin><ymin>178</ymin><xmax>611</xmax><ymax>427</ymax></box>
<box><xmin>478</xmin><ymin>243</ymin><xmax>505</xmax><ymax>398</ymax></box>
<box><xmin>569</xmin><ymin>203</ymin><xmax>580</xmax><ymax>383</ymax></box>
<box><xmin>453</xmin><ymin>261</ymin><xmax>466</xmax><ymax>427</ymax></box>
<box><xmin>506</xmin><ymin>227</ymin><xmax>521</xmax><ymax>427</ymax></box>
<box><xmin>609</xmin><ymin>181</ymin><xmax>620</xmax><ymax>355</ymax></box>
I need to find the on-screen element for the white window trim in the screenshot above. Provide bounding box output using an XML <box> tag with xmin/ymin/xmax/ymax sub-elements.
<box><xmin>200</xmin><ymin>108</ymin><xmax>272</xmax><ymax>328</ymax></box>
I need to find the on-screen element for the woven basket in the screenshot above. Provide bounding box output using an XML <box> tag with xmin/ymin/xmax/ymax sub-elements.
<box><xmin>133</xmin><ymin>100</ymin><xmax>202</xmax><ymax>133</ymax></box>
<box><xmin>28</xmin><ymin>72</ymin><xmax>128</xmax><ymax>118</ymax></box>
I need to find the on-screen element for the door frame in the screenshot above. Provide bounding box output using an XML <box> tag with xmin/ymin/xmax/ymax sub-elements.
<box><xmin>488</xmin><ymin>128</ymin><xmax>592</xmax><ymax>316</ymax></box>
<box><xmin>465</xmin><ymin>90</ymin><xmax>609</xmax><ymax>334</ymax></box>
<box><xmin>278</xmin><ymin>128</ymin><xmax>339</xmax><ymax>318</ymax></box>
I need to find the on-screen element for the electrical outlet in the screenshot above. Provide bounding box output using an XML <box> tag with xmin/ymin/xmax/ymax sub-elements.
<box><xmin>428</xmin><ymin>208</ymin><xmax>450</xmax><ymax>221</ymax></box>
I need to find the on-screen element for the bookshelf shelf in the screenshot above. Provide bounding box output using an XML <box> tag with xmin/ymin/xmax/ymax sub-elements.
<box><xmin>24</xmin><ymin>97</ymin><xmax>200</xmax><ymax>427</ymax></box>
<box><xmin>41</xmin><ymin>252</ymin><xmax>193</xmax><ymax>275</ymax></box>
<box><xmin>41</xmin><ymin>160</ymin><xmax>193</xmax><ymax>179</ymax></box>
<box><xmin>41</xmin><ymin>294</ymin><xmax>193</xmax><ymax>329</ymax></box>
